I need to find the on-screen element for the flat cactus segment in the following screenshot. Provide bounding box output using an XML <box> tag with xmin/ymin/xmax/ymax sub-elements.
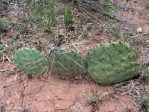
<box><xmin>86</xmin><ymin>43</ymin><xmax>140</xmax><ymax>84</ymax></box>
<box><xmin>48</xmin><ymin>50</ymin><xmax>86</xmax><ymax>76</ymax></box>
<box><xmin>13</xmin><ymin>48</ymin><xmax>48</xmax><ymax>75</ymax></box>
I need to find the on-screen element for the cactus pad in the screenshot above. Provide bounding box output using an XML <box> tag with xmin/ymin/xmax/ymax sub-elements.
<box><xmin>13</xmin><ymin>48</ymin><xmax>48</xmax><ymax>75</ymax></box>
<box><xmin>48</xmin><ymin>50</ymin><xmax>86</xmax><ymax>76</ymax></box>
<box><xmin>86</xmin><ymin>43</ymin><xmax>140</xmax><ymax>84</ymax></box>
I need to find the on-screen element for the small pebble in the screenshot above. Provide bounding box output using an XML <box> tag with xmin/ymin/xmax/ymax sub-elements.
<box><xmin>137</xmin><ymin>27</ymin><xmax>143</xmax><ymax>33</ymax></box>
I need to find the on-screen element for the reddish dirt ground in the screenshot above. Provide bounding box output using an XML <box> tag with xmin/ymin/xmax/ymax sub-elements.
<box><xmin>0</xmin><ymin>62</ymin><xmax>137</xmax><ymax>112</ymax></box>
<box><xmin>0</xmin><ymin>0</ymin><xmax>149</xmax><ymax>112</ymax></box>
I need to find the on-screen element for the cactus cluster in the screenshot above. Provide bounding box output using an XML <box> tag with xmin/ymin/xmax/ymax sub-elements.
<box><xmin>86</xmin><ymin>43</ymin><xmax>140</xmax><ymax>84</ymax></box>
<box><xmin>48</xmin><ymin>49</ymin><xmax>86</xmax><ymax>76</ymax></box>
<box><xmin>13</xmin><ymin>48</ymin><xmax>48</xmax><ymax>75</ymax></box>
<box><xmin>13</xmin><ymin>43</ymin><xmax>140</xmax><ymax>84</ymax></box>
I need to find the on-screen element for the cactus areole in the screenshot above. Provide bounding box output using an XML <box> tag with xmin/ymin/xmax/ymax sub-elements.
<box><xmin>48</xmin><ymin>50</ymin><xmax>86</xmax><ymax>76</ymax></box>
<box><xmin>86</xmin><ymin>43</ymin><xmax>140</xmax><ymax>84</ymax></box>
<box><xmin>13</xmin><ymin>48</ymin><xmax>48</xmax><ymax>75</ymax></box>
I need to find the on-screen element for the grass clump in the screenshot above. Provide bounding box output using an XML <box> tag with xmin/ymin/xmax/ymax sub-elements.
<box><xmin>64</xmin><ymin>7</ymin><xmax>73</xmax><ymax>28</ymax></box>
<box><xmin>0</xmin><ymin>20</ymin><xmax>9</xmax><ymax>34</ymax></box>
<box><xmin>10</xmin><ymin>21</ymin><xmax>28</xmax><ymax>33</ymax></box>
<box><xmin>42</xmin><ymin>0</ymin><xmax>56</xmax><ymax>32</ymax></box>
<box><xmin>22</xmin><ymin>0</ymin><xmax>56</xmax><ymax>32</ymax></box>
<box><xmin>99</xmin><ymin>0</ymin><xmax>117</xmax><ymax>18</ymax></box>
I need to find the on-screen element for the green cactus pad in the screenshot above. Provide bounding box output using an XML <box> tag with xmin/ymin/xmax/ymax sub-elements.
<box><xmin>13</xmin><ymin>48</ymin><xmax>48</xmax><ymax>75</ymax></box>
<box><xmin>48</xmin><ymin>50</ymin><xmax>86</xmax><ymax>76</ymax></box>
<box><xmin>86</xmin><ymin>43</ymin><xmax>140</xmax><ymax>84</ymax></box>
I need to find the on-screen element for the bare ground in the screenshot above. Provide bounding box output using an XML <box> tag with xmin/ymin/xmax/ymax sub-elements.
<box><xmin>0</xmin><ymin>0</ymin><xmax>149</xmax><ymax>112</ymax></box>
<box><xmin>0</xmin><ymin>62</ymin><xmax>137</xmax><ymax>112</ymax></box>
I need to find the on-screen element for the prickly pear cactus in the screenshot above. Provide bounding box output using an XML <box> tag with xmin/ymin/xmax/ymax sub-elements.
<box><xmin>48</xmin><ymin>50</ymin><xmax>86</xmax><ymax>76</ymax></box>
<box><xmin>86</xmin><ymin>43</ymin><xmax>140</xmax><ymax>84</ymax></box>
<box><xmin>13</xmin><ymin>48</ymin><xmax>48</xmax><ymax>75</ymax></box>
